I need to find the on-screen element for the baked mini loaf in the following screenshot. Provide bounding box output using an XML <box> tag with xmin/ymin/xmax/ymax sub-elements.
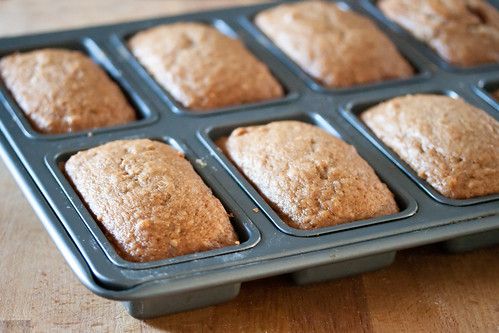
<box><xmin>219</xmin><ymin>121</ymin><xmax>398</xmax><ymax>230</ymax></box>
<box><xmin>128</xmin><ymin>22</ymin><xmax>283</xmax><ymax>110</ymax></box>
<box><xmin>0</xmin><ymin>49</ymin><xmax>136</xmax><ymax>134</ymax></box>
<box><xmin>254</xmin><ymin>1</ymin><xmax>413</xmax><ymax>88</ymax></box>
<box><xmin>65</xmin><ymin>139</ymin><xmax>238</xmax><ymax>262</ymax></box>
<box><xmin>362</xmin><ymin>94</ymin><xmax>499</xmax><ymax>199</ymax></box>
<box><xmin>379</xmin><ymin>0</ymin><xmax>499</xmax><ymax>67</ymax></box>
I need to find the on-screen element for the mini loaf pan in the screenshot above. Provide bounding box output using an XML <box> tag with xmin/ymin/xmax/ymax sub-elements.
<box><xmin>46</xmin><ymin>136</ymin><xmax>261</xmax><ymax>271</ymax></box>
<box><xmin>0</xmin><ymin>0</ymin><xmax>498</xmax><ymax>319</ymax></box>
<box><xmin>198</xmin><ymin>112</ymin><xmax>418</xmax><ymax>237</ymax></box>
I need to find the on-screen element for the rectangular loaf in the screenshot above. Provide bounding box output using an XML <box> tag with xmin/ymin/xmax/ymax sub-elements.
<box><xmin>255</xmin><ymin>1</ymin><xmax>413</xmax><ymax>87</ymax></box>
<box><xmin>128</xmin><ymin>22</ymin><xmax>283</xmax><ymax>110</ymax></box>
<box><xmin>219</xmin><ymin>121</ymin><xmax>398</xmax><ymax>230</ymax></box>
<box><xmin>361</xmin><ymin>94</ymin><xmax>499</xmax><ymax>199</ymax></box>
<box><xmin>378</xmin><ymin>0</ymin><xmax>499</xmax><ymax>66</ymax></box>
<box><xmin>0</xmin><ymin>49</ymin><xmax>136</xmax><ymax>134</ymax></box>
<box><xmin>65</xmin><ymin>139</ymin><xmax>239</xmax><ymax>262</ymax></box>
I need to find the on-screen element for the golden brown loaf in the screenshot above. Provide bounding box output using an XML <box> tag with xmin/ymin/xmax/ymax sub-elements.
<box><xmin>379</xmin><ymin>0</ymin><xmax>499</xmax><ymax>66</ymax></box>
<box><xmin>65</xmin><ymin>139</ymin><xmax>239</xmax><ymax>262</ymax></box>
<box><xmin>254</xmin><ymin>1</ymin><xmax>413</xmax><ymax>88</ymax></box>
<box><xmin>362</xmin><ymin>94</ymin><xmax>499</xmax><ymax>199</ymax></box>
<box><xmin>219</xmin><ymin>121</ymin><xmax>398</xmax><ymax>230</ymax></box>
<box><xmin>0</xmin><ymin>49</ymin><xmax>136</xmax><ymax>134</ymax></box>
<box><xmin>128</xmin><ymin>22</ymin><xmax>283</xmax><ymax>110</ymax></box>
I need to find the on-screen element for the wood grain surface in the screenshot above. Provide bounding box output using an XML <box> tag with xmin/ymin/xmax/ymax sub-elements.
<box><xmin>0</xmin><ymin>1</ymin><xmax>498</xmax><ymax>332</ymax></box>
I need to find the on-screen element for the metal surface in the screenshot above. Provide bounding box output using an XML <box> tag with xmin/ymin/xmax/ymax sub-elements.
<box><xmin>0</xmin><ymin>0</ymin><xmax>498</xmax><ymax>318</ymax></box>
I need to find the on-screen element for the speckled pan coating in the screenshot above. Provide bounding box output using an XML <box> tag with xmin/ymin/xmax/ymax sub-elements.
<box><xmin>65</xmin><ymin>139</ymin><xmax>239</xmax><ymax>262</ymax></box>
<box><xmin>128</xmin><ymin>22</ymin><xmax>283</xmax><ymax>110</ymax></box>
<box><xmin>0</xmin><ymin>49</ymin><xmax>136</xmax><ymax>134</ymax></box>
<box><xmin>219</xmin><ymin>121</ymin><xmax>399</xmax><ymax>230</ymax></box>
<box><xmin>362</xmin><ymin>94</ymin><xmax>499</xmax><ymax>199</ymax></box>
<box><xmin>379</xmin><ymin>0</ymin><xmax>499</xmax><ymax>67</ymax></box>
<box><xmin>255</xmin><ymin>1</ymin><xmax>413</xmax><ymax>87</ymax></box>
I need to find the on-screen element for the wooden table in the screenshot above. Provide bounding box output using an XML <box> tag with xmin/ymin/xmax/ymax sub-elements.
<box><xmin>0</xmin><ymin>1</ymin><xmax>498</xmax><ymax>331</ymax></box>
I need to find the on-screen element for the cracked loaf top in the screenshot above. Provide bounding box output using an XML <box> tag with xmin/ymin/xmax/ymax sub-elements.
<box><xmin>379</xmin><ymin>0</ymin><xmax>499</xmax><ymax>66</ymax></box>
<box><xmin>255</xmin><ymin>1</ymin><xmax>413</xmax><ymax>88</ymax></box>
<box><xmin>0</xmin><ymin>49</ymin><xmax>136</xmax><ymax>134</ymax></box>
<box><xmin>219</xmin><ymin>121</ymin><xmax>399</xmax><ymax>230</ymax></box>
<box><xmin>65</xmin><ymin>139</ymin><xmax>239</xmax><ymax>262</ymax></box>
<box><xmin>362</xmin><ymin>94</ymin><xmax>499</xmax><ymax>199</ymax></box>
<box><xmin>128</xmin><ymin>22</ymin><xmax>284</xmax><ymax>110</ymax></box>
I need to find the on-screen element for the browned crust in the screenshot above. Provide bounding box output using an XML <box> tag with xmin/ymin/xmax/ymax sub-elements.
<box><xmin>128</xmin><ymin>22</ymin><xmax>283</xmax><ymax>110</ymax></box>
<box><xmin>220</xmin><ymin>121</ymin><xmax>399</xmax><ymax>230</ymax></box>
<box><xmin>65</xmin><ymin>139</ymin><xmax>239</xmax><ymax>262</ymax></box>
<box><xmin>361</xmin><ymin>94</ymin><xmax>499</xmax><ymax>199</ymax></box>
<box><xmin>379</xmin><ymin>0</ymin><xmax>499</xmax><ymax>67</ymax></box>
<box><xmin>255</xmin><ymin>1</ymin><xmax>413</xmax><ymax>87</ymax></box>
<box><xmin>0</xmin><ymin>49</ymin><xmax>136</xmax><ymax>134</ymax></box>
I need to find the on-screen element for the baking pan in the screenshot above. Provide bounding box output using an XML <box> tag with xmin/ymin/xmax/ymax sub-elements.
<box><xmin>0</xmin><ymin>0</ymin><xmax>498</xmax><ymax>319</ymax></box>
